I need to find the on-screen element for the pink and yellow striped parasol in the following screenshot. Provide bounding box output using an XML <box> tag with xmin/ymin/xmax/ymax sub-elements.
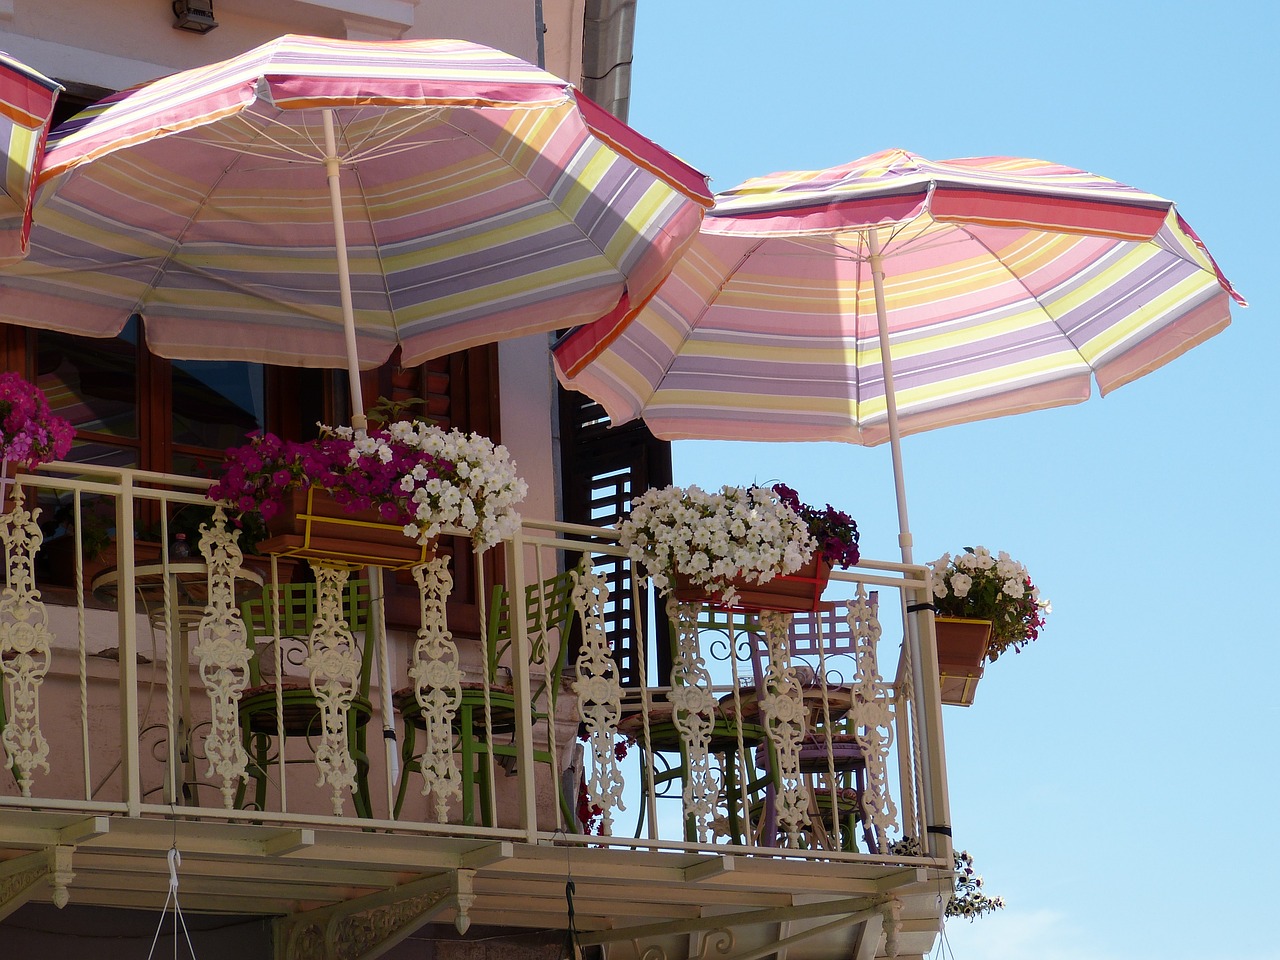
<box><xmin>555</xmin><ymin>148</ymin><xmax>1244</xmax><ymax>564</ymax></box>
<box><xmin>0</xmin><ymin>34</ymin><xmax>711</xmax><ymax>425</ymax></box>
<box><xmin>0</xmin><ymin>51</ymin><xmax>60</xmax><ymax>266</ymax></box>
<box><xmin>556</xmin><ymin>148</ymin><xmax>1242</xmax><ymax>446</ymax></box>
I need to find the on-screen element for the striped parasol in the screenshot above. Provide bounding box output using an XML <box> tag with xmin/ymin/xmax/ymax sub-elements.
<box><xmin>0</xmin><ymin>34</ymin><xmax>711</xmax><ymax>426</ymax></box>
<box><xmin>555</xmin><ymin>148</ymin><xmax>1244</xmax><ymax>563</ymax></box>
<box><xmin>0</xmin><ymin>51</ymin><xmax>60</xmax><ymax>266</ymax></box>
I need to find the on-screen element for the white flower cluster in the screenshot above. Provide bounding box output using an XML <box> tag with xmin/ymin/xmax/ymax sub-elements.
<box><xmin>928</xmin><ymin>545</ymin><xmax>1051</xmax><ymax>661</ymax></box>
<box><xmin>332</xmin><ymin>420</ymin><xmax>528</xmax><ymax>553</ymax></box>
<box><xmin>616</xmin><ymin>484</ymin><xmax>816</xmax><ymax>605</ymax></box>
<box><xmin>930</xmin><ymin>546</ymin><xmax>1036</xmax><ymax>606</ymax></box>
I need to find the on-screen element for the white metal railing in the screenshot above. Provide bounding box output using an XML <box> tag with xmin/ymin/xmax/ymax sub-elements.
<box><xmin>0</xmin><ymin>463</ymin><xmax>949</xmax><ymax>860</ymax></box>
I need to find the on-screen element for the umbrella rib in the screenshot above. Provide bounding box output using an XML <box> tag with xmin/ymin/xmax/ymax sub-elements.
<box><xmin>948</xmin><ymin>220</ymin><xmax>1084</xmax><ymax>357</ymax></box>
<box><xmin>648</xmin><ymin>237</ymin><xmax>773</xmax><ymax>406</ymax></box>
<box><xmin>182</xmin><ymin>108</ymin><xmax>453</xmax><ymax>168</ymax></box>
<box><xmin>345</xmin><ymin>157</ymin><xmax>397</xmax><ymax>334</ymax></box>
<box><xmin>431</xmin><ymin>110</ymin><xmax>630</xmax><ymax>281</ymax></box>
<box><xmin>152</xmin><ymin>256</ymin><xmax>358</xmax><ymax>329</ymax></box>
<box><xmin>336</xmin><ymin>107</ymin><xmax>451</xmax><ymax>165</ymax></box>
<box><xmin>186</xmin><ymin>113</ymin><xmax>326</xmax><ymax>164</ymax></box>
<box><xmin>120</xmin><ymin>144</ymin><xmax>261</xmax><ymax>314</ymax></box>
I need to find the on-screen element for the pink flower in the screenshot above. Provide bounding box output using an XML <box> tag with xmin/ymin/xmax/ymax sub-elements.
<box><xmin>0</xmin><ymin>373</ymin><xmax>74</xmax><ymax>468</ymax></box>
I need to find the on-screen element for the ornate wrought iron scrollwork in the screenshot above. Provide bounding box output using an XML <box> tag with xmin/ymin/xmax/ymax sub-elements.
<box><xmin>668</xmin><ymin>597</ymin><xmax>720</xmax><ymax>843</ymax></box>
<box><xmin>303</xmin><ymin>563</ymin><xmax>361</xmax><ymax>815</ymax></box>
<box><xmin>572</xmin><ymin>561</ymin><xmax>624</xmax><ymax>834</ymax></box>
<box><xmin>0</xmin><ymin>486</ymin><xmax>51</xmax><ymax>797</ymax></box>
<box><xmin>846</xmin><ymin>585</ymin><xmax>898</xmax><ymax>849</ymax></box>
<box><xmin>409</xmin><ymin>556</ymin><xmax>461</xmax><ymax>822</ymax></box>
<box><xmin>193</xmin><ymin>507</ymin><xmax>251</xmax><ymax>808</ymax></box>
<box><xmin>757</xmin><ymin>610</ymin><xmax>807</xmax><ymax>846</ymax></box>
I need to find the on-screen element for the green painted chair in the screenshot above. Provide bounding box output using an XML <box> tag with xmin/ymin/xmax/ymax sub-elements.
<box><xmin>236</xmin><ymin>579</ymin><xmax>375</xmax><ymax>817</ymax></box>
<box><xmin>394</xmin><ymin>568</ymin><xmax>577</xmax><ymax>825</ymax></box>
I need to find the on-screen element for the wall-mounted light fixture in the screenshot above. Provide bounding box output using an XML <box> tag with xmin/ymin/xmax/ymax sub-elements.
<box><xmin>172</xmin><ymin>0</ymin><xmax>218</xmax><ymax>33</ymax></box>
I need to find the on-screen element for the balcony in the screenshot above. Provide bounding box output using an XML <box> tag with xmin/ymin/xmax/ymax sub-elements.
<box><xmin>0</xmin><ymin>463</ymin><xmax>954</xmax><ymax>959</ymax></box>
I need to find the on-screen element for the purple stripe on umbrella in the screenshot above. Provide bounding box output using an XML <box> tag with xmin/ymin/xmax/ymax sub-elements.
<box><xmin>1051</xmin><ymin>256</ymin><xmax>1212</xmax><ymax>346</ymax></box>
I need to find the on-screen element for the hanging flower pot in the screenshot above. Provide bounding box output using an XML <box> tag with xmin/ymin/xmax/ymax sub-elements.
<box><xmin>927</xmin><ymin>546</ymin><xmax>1052</xmax><ymax>706</ymax></box>
<box><xmin>934</xmin><ymin>616</ymin><xmax>993</xmax><ymax>707</ymax></box>
<box><xmin>258</xmin><ymin>487</ymin><xmax>435</xmax><ymax>570</ymax></box>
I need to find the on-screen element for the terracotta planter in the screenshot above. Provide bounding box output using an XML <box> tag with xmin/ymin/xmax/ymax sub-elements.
<box><xmin>674</xmin><ymin>552</ymin><xmax>833</xmax><ymax>613</ymax></box>
<box><xmin>934</xmin><ymin>616</ymin><xmax>993</xmax><ymax>707</ymax></box>
<box><xmin>258</xmin><ymin>487</ymin><xmax>434</xmax><ymax>570</ymax></box>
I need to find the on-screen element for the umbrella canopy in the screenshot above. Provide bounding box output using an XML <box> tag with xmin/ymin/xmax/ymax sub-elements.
<box><xmin>555</xmin><ymin>148</ymin><xmax>1244</xmax><ymax>447</ymax></box>
<box><xmin>554</xmin><ymin>148</ymin><xmax>1244</xmax><ymax>845</ymax></box>
<box><xmin>0</xmin><ymin>34</ymin><xmax>711</xmax><ymax>420</ymax></box>
<box><xmin>0</xmin><ymin>51</ymin><xmax>60</xmax><ymax>265</ymax></box>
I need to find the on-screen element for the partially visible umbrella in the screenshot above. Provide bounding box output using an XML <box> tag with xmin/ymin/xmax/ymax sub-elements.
<box><xmin>0</xmin><ymin>51</ymin><xmax>60</xmax><ymax>265</ymax></box>
<box><xmin>555</xmin><ymin>148</ymin><xmax>1244</xmax><ymax>562</ymax></box>
<box><xmin>0</xmin><ymin>34</ymin><xmax>711</xmax><ymax>427</ymax></box>
<box><xmin>554</xmin><ymin>149</ymin><xmax>1244</xmax><ymax>847</ymax></box>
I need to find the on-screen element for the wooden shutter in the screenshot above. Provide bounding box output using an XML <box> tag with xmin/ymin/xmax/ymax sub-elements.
<box><xmin>558</xmin><ymin>387</ymin><xmax>672</xmax><ymax>688</ymax></box>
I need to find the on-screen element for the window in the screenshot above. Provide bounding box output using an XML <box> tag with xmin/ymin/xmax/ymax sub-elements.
<box><xmin>31</xmin><ymin>318</ymin><xmax>323</xmax><ymax>475</ymax></box>
<box><xmin>5</xmin><ymin>321</ymin><xmax>500</xmax><ymax>634</ymax></box>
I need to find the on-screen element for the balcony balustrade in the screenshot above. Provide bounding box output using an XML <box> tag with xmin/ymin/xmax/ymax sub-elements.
<box><xmin>0</xmin><ymin>462</ymin><xmax>953</xmax><ymax>960</ymax></box>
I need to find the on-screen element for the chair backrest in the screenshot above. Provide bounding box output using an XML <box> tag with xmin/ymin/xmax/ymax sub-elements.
<box><xmin>788</xmin><ymin>603</ymin><xmax>857</xmax><ymax>659</ymax></box>
<box><xmin>240</xmin><ymin>579</ymin><xmax>374</xmax><ymax>688</ymax></box>
<box><xmin>485</xmin><ymin>569</ymin><xmax>577</xmax><ymax>694</ymax></box>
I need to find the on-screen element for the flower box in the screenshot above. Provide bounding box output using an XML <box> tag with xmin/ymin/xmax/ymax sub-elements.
<box><xmin>258</xmin><ymin>487</ymin><xmax>435</xmax><ymax>571</ymax></box>
<box><xmin>674</xmin><ymin>552</ymin><xmax>833</xmax><ymax>613</ymax></box>
<box><xmin>209</xmin><ymin>418</ymin><xmax>526</xmax><ymax>562</ymax></box>
<box><xmin>618</xmin><ymin>484</ymin><xmax>855</xmax><ymax>613</ymax></box>
<box><xmin>934</xmin><ymin>616</ymin><xmax>992</xmax><ymax>707</ymax></box>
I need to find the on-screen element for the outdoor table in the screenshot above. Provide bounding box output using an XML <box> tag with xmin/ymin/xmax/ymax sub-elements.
<box><xmin>92</xmin><ymin>558</ymin><xmax>263</xmax><ymax>805</ymax></box>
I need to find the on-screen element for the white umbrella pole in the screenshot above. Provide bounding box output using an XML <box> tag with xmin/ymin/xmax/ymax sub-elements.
<box><xmin>868</xmin><ymin>230</ymin><xmax>952</xmax><ymax>860</ymax></box>
<box><xmin>867</xmin><ymin>230</ymin><xmax>913</xmax><ymax>566</ymax></box>
<box><xmin>368</xmin><ymin>566</ymin><xmax>400</xmax><ymax>815</ymax></box>
<box><xmin>322</xmin><ymin>109</ymin><xmax>367</xmax><ymax>434</ymax></box>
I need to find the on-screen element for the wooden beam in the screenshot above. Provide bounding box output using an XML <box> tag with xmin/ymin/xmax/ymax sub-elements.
<box><xmin>853</xmin><ymin>911</ymin><xmax>884</xmax><ymax>960</ymax></box>
<box><xmin>280</xmin><ymin>872</ymin><xmax>457</xmax><ymax>960</ymax></box>
<box><xmin>57</xmin><ymin>816</ymin><xmax>110</xmax><ymax>845</ymax></box>
<box><xmin>685</xmin><ymin>855</ymin><xmax>735</xmax><ymax>882</ymax></box>
<box><xmin>460</xmin><ymin>841</ymin><xmax>513</xmax><ymax>869</ymax></box>
<box><xmin>262</xmin><ymin>829</ymin><xmax>316</xmax><ymax>857</ymax></box>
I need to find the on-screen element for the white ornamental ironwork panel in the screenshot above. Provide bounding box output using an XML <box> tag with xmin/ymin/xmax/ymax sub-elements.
<box><xmin>757</xmin><ymin>610</ymin><xmax>807</xmax><ymax>846</ymax></box>
<box><xmin>303</xmin><ymin>563</ymin><xmax>361</xmax><ymax>815</ymax></box>
<box><xmin>571</xmin><ymin>561</ymin><xmax>623</xmax><ymax>835</ymax></box>
<box><xmin>193</xmin><ymin>507</ymin><xmax>251</xmax><ymax>809</ymax></box>
<box><xmin>0</xmin><ymin>487</ymin><xmax>51</xmax><ymax>797</ymax></box>
<box><xmin>409</xmin><ymin>556</ymin><xmax>461</xmax><ymax>822</ymax></box>
<box><xmin>846</xmin><ymin>586</ymin><xmax>898</xmax><ymax>849</ymax></box>
<box><xmin>668</xmin><ymin>598</ymin><xmax>720</xmax><ymax>843</ymax></box>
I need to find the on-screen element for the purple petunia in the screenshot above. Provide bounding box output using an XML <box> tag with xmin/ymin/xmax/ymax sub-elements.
<box><xmin>771</xmin><ymin>482</ymin><xmax>860</xmax><ymax>569</ymax></box>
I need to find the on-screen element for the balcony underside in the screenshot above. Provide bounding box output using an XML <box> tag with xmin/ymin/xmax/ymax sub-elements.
<box><xmin>0</xmin><ymin>809</ymin><xmax>946</xmax><ymax>960</ymax></box>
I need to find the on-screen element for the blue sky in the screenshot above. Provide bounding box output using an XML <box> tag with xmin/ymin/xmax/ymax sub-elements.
<box><xmin>628</xmin><ymin>3</ymin><xmax>1278</xmax><ymax>958</ymax></box>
